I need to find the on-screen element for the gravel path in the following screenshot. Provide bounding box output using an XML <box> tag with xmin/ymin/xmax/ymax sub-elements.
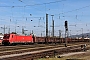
<box><xmin>59</xmin><ymin>52</ymin><xmax>86</xmax><ymax>57</ymax></box>
<box><xmin>57</xmin><ymin>50</ymin><xmax>90</xmax><ymax>60</ymax></box>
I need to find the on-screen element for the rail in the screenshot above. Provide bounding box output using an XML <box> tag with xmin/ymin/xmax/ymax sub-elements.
<box><xmin>1</xmin><ymin>44</ymin><xmax>89</xmax><ymax>60</ymax></box>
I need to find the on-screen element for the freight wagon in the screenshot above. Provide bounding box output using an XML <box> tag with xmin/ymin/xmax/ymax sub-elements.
<box><xmin>2</xmin><ymin>33</ymin><xmax>88</xmax><ymax>45</ymax></box>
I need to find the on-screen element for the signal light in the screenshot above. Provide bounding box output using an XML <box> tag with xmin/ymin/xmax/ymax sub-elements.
<box><xmin>66</xmin><ymin>28</ymin><xmax>68</xmax><ymax>31</ymax></box>
<box><xmin>65</xmin><ymin>21</ymin><xmax>68</xmax><ymax>28</ymax></box>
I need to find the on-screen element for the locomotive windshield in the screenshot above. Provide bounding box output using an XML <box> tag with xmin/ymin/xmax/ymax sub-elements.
<box><xmin>3</xmin><ymin>34</ymin><xmax>10</xmax><ymax>39</ymax></box>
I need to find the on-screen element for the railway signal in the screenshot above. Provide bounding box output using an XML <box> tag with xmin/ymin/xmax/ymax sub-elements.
<box><xmin>65</xmin><ymin>21</ymin><xmax>67</xmax><ymax>28</ymax></box>
<box><xmin>65</xmin><ymin>21</ymin><xmax>68</xmax><ymax>31</ymax></box>
<box><xmin>64</xmin><ymin>20</ymin><xmax>68</xmax><ymax>47</ymax></box>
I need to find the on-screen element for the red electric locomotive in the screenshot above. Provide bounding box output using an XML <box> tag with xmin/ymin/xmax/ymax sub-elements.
<box><xmin>2</xmin><ymin>33</ymin><xmax>34</xmax><ymax>45</ymax></box>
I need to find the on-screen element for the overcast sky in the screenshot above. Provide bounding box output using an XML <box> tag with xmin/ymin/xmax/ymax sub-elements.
<box><xmin>0</xmin><ymin>0</ymin><xmax>90</xmax><ymax>37</ymax></box>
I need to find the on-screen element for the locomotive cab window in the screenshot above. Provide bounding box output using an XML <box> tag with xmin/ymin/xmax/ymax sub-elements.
<box><xmin>12</xmin><ymin>35</ymin><xmax>13</xmax><ymax>38</ymax></box>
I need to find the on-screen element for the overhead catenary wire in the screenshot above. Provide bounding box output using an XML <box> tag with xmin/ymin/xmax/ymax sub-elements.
<box><xmin>0</xmin><ymin>0</ymin><xmax>90</xmax><ymax>35</ymax></box>
<box><xmin>1</xmin><ymin>0</ymin><xmax>90</xmax><ymax>17</ymax></box>
<box><xmin>25</xmin><ymin>0</ymin><xmax>66</xmax><ymax>6</ymax></box>
<box><xmin>0</xmin><ymin>0</ymin><xmax>90</xmax><ymax>17</ymax></box>
<box><xmin>49</xmin><ymin>5</ymin><xmax>90</xmax><ymax>16</ymax></box>
<box><xmin>0</xmin><ymin>0</ymin><xmax>66</xmax><ymax>7</ymax></box>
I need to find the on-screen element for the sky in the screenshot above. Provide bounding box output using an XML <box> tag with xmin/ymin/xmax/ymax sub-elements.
<box><xmin>0</xmin><ymin>0</ymin><xmax>90</xmax><ymax>37</ymax></box>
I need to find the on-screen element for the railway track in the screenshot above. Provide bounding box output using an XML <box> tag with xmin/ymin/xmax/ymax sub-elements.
<box><xmin>0</xmin><ymin>42</ymin><xmax>87</xmax><ymax>51</ymax></box>
<box><xmin>0</xmin><ymin>42</ymin><xmax>89</xmax><ymax>60</ymax></box>
<box><xmin>0</xmin><ymin>44</ymin><xmax>64</xmax><ymax>56</ymax></box>
<box><xmin>0</xmin><ymin>42</ymin><xmax>87</xmax><ymax>52</ymax></box>
<box><xmin>1</xmin><ymin>43</ymin><xmax>90</xmax><ymax>60</ymax></box>
<box><xmin>0</xmin><ymin>42</ymin><xmax>89</xmax><ymax>56</ymax></box>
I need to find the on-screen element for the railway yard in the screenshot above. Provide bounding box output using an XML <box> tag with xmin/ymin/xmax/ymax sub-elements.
<box><xmin>0</xmin><ymin>0</ymin><xmax>90</xmax><ymax>60</ymax></box>
<box><xmin>0</xmin><ymin>42</ymin><xmax>90</xmax><ymax>60</ymax></box>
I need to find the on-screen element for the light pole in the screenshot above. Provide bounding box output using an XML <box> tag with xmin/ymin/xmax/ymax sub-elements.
<box><xmin>59</xmin><ymin>30</ymin><xmax>61</xmax><ymax>38</ymax></box>
<box><xmin>9</xmin><ymin>19</ymin><xmax>11</xmax><ymax>34</ymax></box>
<box><xmin>22</xmin><ymin>26</ymin><xmax>28</xmax><ymax>35</ymax></box>
<box><xmin>51</xmin><ymin>15</ymin><xmax>55</xmax><ymax>44</ymax></box>
<box><xmin>16</xmin><ymin>26</ymin><xmax>19</xmax><ymax>33</ymax></box>
<box><xmin>8</xmin><ymin>27</ymin><xmax>10</xmax><ymax>34</ymax></box>
<box><xmin>81</xmin><ymin>28</ymin><xmax>84</xmax><ymax>40</ymax></box>
<box><xmin>59</xmin><ymin>30</ymin><xmax>61</xmax><ymax>44</ymax></box>
<box><xmin>15</xmin><ymin>20</ymin><xmax>17</xmax><ymax>33</ymax></box>
<box><xmin>1</xmin><ymin>25</ymin><xmax>7</xmax><ymax>34</ymax></box>
<box><xmin>69</xmin><ymin>30</ymin><xmax>71</xmax><ymax>38</ymax></box>
<box><xmin>41</xmin><ymin>31</ymin><xmax>45</xmax><ymax>37</ymax></box>
<box><xmin>22</xmin><ymin>26</ymin><xmax>25</xmax><ymax>34</ymax></box>
<box><xmin>51</xmin><ymin>15</ymin><xmax>54</xmax><ymax>37</ymax></box>
<box><xmin>49</xmin><ymin>30</ymin><xmax>51</xmax><ymax>37</ymax></box>
<box><xmin>46</xmin><ymin>14</ymin><xmax>48</xmax><ymax>44</ymax></box>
